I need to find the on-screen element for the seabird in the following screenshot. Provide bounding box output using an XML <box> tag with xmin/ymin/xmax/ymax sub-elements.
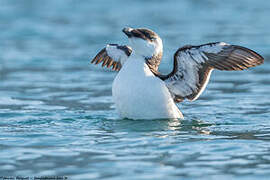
<box><xmin>91</xmin><ymin>27</ymin><xmax>264</xmax><ymax>119</ymax></box>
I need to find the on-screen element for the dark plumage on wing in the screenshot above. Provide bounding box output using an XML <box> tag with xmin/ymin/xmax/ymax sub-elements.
<box><xmin>90</xmin><ymin>44</ymin><xmax>132</xmax><ymax>71</ymax></box>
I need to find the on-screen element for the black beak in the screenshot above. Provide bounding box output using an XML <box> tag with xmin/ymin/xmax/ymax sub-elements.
<box><xmin>122</xmin><ymin>27</ymin><xmax>133</xmax><ymax>38</ymax></box>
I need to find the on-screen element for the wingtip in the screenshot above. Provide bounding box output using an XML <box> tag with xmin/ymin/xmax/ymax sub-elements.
<box><xmin>90</xmin><ymin>58</ymin><xmax>95</xmax><ymax>64</ymax></box>
<box><xmin>233</xmin><ymin>45</ymin><xmax>264</xmax><ymax>66</ymax></box>
<box><xmin>257</xmin><ymin>55</ymin><xmax>264</xmax><ymax>65</ymax></box>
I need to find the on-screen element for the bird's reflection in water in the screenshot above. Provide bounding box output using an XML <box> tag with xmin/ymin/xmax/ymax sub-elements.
<box><xmin>167</xmin><ymin>117</ymin><xmax>213</xmax><ymax>136</ymax></box>
<box><xmin>119</xmin><ymin>118</ymin><xmax>212</xmax><ymax>136</ymax></box>
<box><xmin>93</xmin><ymin>115</ymin><xmax>213</xmax><ymax>135</ymax></box>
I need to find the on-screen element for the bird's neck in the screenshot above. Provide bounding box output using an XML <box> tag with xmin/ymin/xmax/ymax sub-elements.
<box><xmin>144</xmin><ymin>50</ymin><xmax>163</xmax><ymax>73</ymax></box>
<box><xmin>126</xmin><ymin>50</ymin><xmax>163</xmax><ymax>76</ymax></box>
<box><xmin>120</xmin><ymin>53</ymin><xmax>153</xmax><ymax>78</ymax></box>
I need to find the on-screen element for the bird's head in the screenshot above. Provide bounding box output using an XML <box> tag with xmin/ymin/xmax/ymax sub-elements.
<box><xmin>122</xmin><ymin>27</ymin><xmax>163</xmax><ymax>59</ymax></box>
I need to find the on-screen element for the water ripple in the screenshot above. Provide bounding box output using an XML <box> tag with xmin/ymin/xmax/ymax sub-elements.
<box><xmin>0</xmin><ymin>0</ymin><xmax>270</xmax><ymax>179</ymax></box>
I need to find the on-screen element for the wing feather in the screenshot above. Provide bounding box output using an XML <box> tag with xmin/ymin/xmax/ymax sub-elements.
<box><xmin>91</xmin><ymin>44</ymin><xmax>132</xmax><ymax>71</ymax></box>
<box><xmin>163</xmin><ymin>42</ymin><xmax>264</xmax><ymax>102</ymax></box>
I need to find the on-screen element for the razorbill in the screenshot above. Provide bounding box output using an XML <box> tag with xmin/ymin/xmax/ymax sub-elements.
<box><xmin>91</xmin><ymin>27</ymin><xmax>264</xmax><ymax>120</ymax></box>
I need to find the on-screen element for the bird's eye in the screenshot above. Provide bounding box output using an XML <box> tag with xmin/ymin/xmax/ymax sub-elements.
<box><xmin>140</xmin><ymin>31</ymin><xmax>155</xmax><ymax>41</ymax></box>
<box><xmin>149</xmin><ymin>37</ymin><xmax>155</xmax><ymax>41</ymax></box>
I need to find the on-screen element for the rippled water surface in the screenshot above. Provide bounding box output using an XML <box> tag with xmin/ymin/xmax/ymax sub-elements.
<box><xmin>0</xmin><ymin>0</ymin><xmax>270</xmax><ymax>179</ymax></box>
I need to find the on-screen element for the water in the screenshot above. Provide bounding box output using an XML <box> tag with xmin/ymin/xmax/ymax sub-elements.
<box><xmin>0</xmin><ymin>0</ymin><xmax>270</xmax><ymax>179</ymax></box>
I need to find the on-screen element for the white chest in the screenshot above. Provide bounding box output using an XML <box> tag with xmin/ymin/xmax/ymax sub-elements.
<box><xmin>112</xmin><ymin>55</ymin><xmax>183</xmax><ymax>119</ymax></box>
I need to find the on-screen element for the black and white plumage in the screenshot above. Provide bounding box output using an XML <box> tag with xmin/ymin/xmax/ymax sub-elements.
<box><xmin>162</xmin><ymin>42</ymin><xmax>264</xmax><ymax>102</ymax></box>
<box><xmin>91</xmin><ymin>44</ymin><xmax>132</xmax><ymax>71</ymax></box>
<box><xmin>91</xmin><ymin>27</ymin><xmax>264</xmax><ymax>119</ymax></box>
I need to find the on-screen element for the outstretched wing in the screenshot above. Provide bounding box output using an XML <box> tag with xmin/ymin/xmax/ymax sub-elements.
<box><xmin>91</xmin><ymin>44</ymin><xmax>132</xmax><ymax>71</ymax></box>
<box><xmin>163</xmin><ymin>42</ymin><xmax>264</xmax><ymax>102</ymax></box>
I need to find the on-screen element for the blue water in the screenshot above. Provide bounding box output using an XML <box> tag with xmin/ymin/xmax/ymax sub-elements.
<box><xmin>0</xmin><ymin>0</ymin><xmax>270</xmax><ymax>179</ymax></box>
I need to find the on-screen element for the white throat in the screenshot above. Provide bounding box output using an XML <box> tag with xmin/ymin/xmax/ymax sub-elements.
<box><xmin>129</xmin><ymin>37</ymin><xmax>163</xmax><ymax>58</ymax></box>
